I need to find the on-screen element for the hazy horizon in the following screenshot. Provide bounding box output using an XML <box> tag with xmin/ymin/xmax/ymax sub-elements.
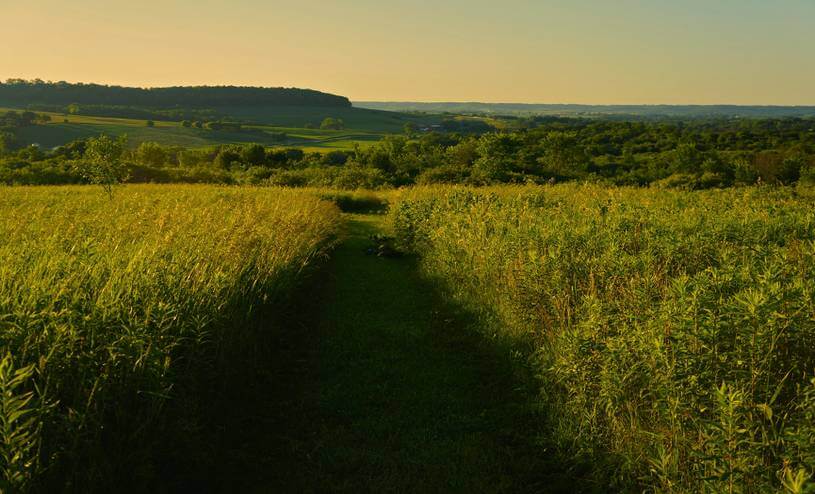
<box><xmin>9</xmin><ymin>76</ymin><xmax>815</xmax><ymax>107</ymax></box>
<box><xmin>352</xmin><ymin>101</ymin><xmax>815</xmax><ymax>107</ymax></box>
<box><xmin>3</xmin><ymin>0</ymin><xmax>814</xmax><ymax>105</ymax></box>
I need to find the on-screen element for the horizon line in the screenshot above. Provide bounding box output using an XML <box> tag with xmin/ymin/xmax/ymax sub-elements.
<box><xmin>353</xmin><ymin>101</ymin><xmax>815</xmax><ymax>108</ymax></box>
<box><xmin>5</xmin><ymin>78</ymin><xmax>814</xmax><ymax>107</ymax></box>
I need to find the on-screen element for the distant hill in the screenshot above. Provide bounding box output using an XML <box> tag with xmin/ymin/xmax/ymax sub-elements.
<box><xmin>0</xmin><ymin>80</ymin><xmax>446</xmax><ymax>135</ymax></box>
<box><xmin>354</xmin><ymin>102</ymin><xmax>815</xmax><ymax>118</ymax></box>
<box><xmin>0</xmin><ymin>79</ymin><xmax>446</xmax><ymax>150</ymax></box>
<box><xmin>0</xmin><ymin>79</ymin><xmax>351</xmax><ymax>108</ymax></box>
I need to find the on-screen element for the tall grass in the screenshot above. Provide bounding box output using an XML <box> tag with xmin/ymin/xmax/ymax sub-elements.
<box><xmin>0</xmin><ymin>185</ymin><xmax>339</xmax><ymax>491</ymax></box>
<box><xmin>392</xmin><ymin>184</ymin><xmax>815</xmax><ymax>492</ymax></box>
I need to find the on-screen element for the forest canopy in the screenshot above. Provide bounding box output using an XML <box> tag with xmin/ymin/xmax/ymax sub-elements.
<box><xmin>0</xmin><ymin>79</ymin><xmax>351</xmax><ymax>108</ymax></box>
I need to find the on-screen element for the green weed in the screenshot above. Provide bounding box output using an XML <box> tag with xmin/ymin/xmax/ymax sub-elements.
<box><xmin>392</xmin><ymin>184</ymin><xmax>815</xmax><ymax>492</ymax></box>
<box><xmin>0</xmin><ymin>185</ymin><xmax>340</xmax><ymax>491</ymax></box>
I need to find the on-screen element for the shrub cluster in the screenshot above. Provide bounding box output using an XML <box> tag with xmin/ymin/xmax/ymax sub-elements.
<box><xmin>2</xmin><ymin>115</ymin><xmax>814</xmax><ymax>189</ymax></box>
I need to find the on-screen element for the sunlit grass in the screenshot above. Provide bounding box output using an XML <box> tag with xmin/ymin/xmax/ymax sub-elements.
<box><xmin>392</xmin><ymin>183</ymin><xmax>815</xmax><ymax>492</ymax></box>
<box><xmin>0</xmin><ymin>184</ymin><xmax>340</xmax><ymax>490</ymax></box>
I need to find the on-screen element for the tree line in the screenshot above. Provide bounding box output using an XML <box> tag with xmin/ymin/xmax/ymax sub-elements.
<box><xmin>0</xmin><ymin>110</ymin><xmax>51</xmax><ymax>154</ymax></box>
<box><xmin>0</xmin><ymin>79</ymin><xmax>351</xmax><ymax>108</ymax></box>
<box><xmin>1</xmin><ymin>116</ymin><xmax>813</xmax><ymax>188</ymax></box>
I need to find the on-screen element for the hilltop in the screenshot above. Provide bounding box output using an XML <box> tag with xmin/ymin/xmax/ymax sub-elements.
<box><xmin>0</xmin><ymin>80</ymin><xmax>443</xmax><ymax>148</ymax></box>
<box><xmin>0</xmin><ymin>79</ymin><xmax>351</xmax><ymax>108</ymax></box>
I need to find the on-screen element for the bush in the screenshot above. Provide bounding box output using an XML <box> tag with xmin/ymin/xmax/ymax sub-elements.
<box><xmin>800</xmin><ymin>162</ymin><xmax>815</xmax><ymax>185</ymax></box>
<box><xmin>134</xmin><ymin>141</ymin><xmax>170</xmax><ymax>167</ymax></box>
<box><xmin>321</xmin><ymin>150</ymin><xmax>349</xmax><ymax>166</ymax></box>
<box><xmin>265</xmin><ymin>165</ymin><xmax>391</xmax><ymax>190</ymax></box>
<box><xmin>0</xmin><ymin>159</ymin><xmax>79</xmax><ymax>185</ymax></box>
<box><xmin>320</xmin><ymin>117</ymin><xmax>344</xmax><ymax>130</ymax></box>
<box><xmin>127</xmin><ymin>164</ymin><xmax>235</xmax><ymax>184</ymax></box>
<box><xmin>316</xmin><ymin>190</ymin><xmax>387</xmax><ymax>212</ymax></box>
<box><xmin>416</xmin><ymin>164</ymin><xmax>470</xmax><ymax>185</ymax></box>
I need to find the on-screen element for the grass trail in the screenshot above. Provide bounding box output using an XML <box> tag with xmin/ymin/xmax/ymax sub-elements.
<box><xmin>196</xmin><ymin>213</ymin><xmax>570</xmax><ymax>493</ymax></box>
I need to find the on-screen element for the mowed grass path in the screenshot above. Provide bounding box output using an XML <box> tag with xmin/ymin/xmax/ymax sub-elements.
<box><xmin>197</xmin><ymin>213</ymin><xmax>570</xmax><ymax>493</ymax></box>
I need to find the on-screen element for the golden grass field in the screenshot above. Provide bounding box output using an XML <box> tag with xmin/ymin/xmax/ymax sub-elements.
<box><xmin>0</xmin><ymin>185</ymin><xmax>340</xmax><ymax>490</ymax></box>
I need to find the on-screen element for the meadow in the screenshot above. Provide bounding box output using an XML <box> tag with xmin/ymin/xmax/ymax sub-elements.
<box><xmin>2</xmin><ymin>181</ymin><xmax>815</xmax><ymax>492</ymax></box>
<box><xmin>0</xmin><ymin>185</ymin><xmax>339</xmax><ymax>491</ymax></box>
<box><xmin>391</xmin><ymin>184</ymin><xmax>815</xmax><ymax>492</ymax></box>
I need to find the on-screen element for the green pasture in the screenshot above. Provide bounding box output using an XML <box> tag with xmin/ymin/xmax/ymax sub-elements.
<box><xmin>2</xmin><ymin>105</ymin><xmax>430</xmax><ymax>151</ymax></box>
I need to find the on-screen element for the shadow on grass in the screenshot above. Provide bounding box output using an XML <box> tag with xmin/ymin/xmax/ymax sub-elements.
<box><xmin>316</xmin><ymin>192</ymin><xmax>389</xmax><ymax>214</ymax></box>
<box><xmin>162</xmin><ymin>214</ymin><xmax>575</xmax><ymax>493</ymax></box>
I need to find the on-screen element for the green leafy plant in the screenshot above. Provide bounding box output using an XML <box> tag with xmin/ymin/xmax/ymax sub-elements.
<box><xmin>391</xmin><ymin>184</ymin><xmax>815</xmax><ymax>492</ymax></box>
<box><xmin>0</xmin><ymin>353</ymin><xmax>39</xmax><ymax>493</ymax></box>
<box><xmin>74</xmin><ymin>134</ymin><xmax>130</xmax><ymax>198</ymax></box>
<box><xmin>0</xmin><ymin>185</ymin><xmax>340</xmax><ymax>489</ymax></box>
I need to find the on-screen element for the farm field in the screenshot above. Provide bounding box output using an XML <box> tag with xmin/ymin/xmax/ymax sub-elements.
<box><xmin>223</xmin><ymin>104</ymin><xmax>441</xmax><ymax>132</ymax></box>
<box><xmin>3</xmin><ymin>108</ymin><xmax>382</xmax><ymax>151</ymax></box>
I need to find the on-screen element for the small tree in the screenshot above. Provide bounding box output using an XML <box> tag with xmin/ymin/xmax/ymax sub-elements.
<box><xmin>0</xmin><ymin>131</ymin><xmax>15</xmax><ymax>155</ymax></box>
<box><xmin>135</xmin><ymin>141</ymin><xmax>169</xmax><ymax>167</ymax></box>
<box><xmin>214</xmin><ymin>147</ymin><xmax>241</xmax><ymax>169</ymax></box>
<box><xmin>76</xmin><ymin>135</ymin><xmax>130</xmax><ymax>198</ymax></box>
<box><xmin>145</xmin><ymin>120</ymin><xmax>155</xmax><ymax>127</ymax></box>
<box><xmin>320</xmin><ymin>117</ymin><xmax>344</xmax><ymax>130</ymax></box>
<box><xmin>778</xmin><ymin>157</ymin><xmax>804</xmax><ymax>185</ymax></box>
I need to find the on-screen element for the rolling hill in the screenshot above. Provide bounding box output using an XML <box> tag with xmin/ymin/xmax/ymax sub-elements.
<box><xmin>0</xmin><ymin>80</ymin><xmax>443</xmax><ymax>149</ymax></box>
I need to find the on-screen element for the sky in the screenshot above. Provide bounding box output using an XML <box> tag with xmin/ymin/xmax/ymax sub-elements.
<box><xmin>2</xmin><ymin>0</ymin><xmax>814</xmax><ymax>104</ymax></box>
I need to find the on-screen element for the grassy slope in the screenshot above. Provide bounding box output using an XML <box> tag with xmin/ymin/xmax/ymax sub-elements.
<box><xmin>10</xmin><ymin>110</ymin><xmax>380</xmax><ymax>150</ymax></box>
<box><xmin>221</xmin><ymin>105</ymin><xmax>440</xmax><ymax>132</ymax></box>
<box><xmin>5</xmin><ymin>105</ymin><xmax>442</xmax><ymax>150</ymax></box>
<box><xmin>196</xmin><ymin>213</ymin><xmax>571</xmax><ymax>493</ymax></box>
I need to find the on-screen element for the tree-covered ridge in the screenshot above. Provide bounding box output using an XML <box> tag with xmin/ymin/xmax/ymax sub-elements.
<box><xmin>0</xmin><ymin>79</ymin><xmax>351</xmax><ymax>108</ymax></box>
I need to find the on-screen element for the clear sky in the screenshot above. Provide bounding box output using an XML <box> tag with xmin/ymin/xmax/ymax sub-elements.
<box><xmin>2</xmin><ymin>0</ymin><xmax>814</xmax><ymax>104</ymax></box>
